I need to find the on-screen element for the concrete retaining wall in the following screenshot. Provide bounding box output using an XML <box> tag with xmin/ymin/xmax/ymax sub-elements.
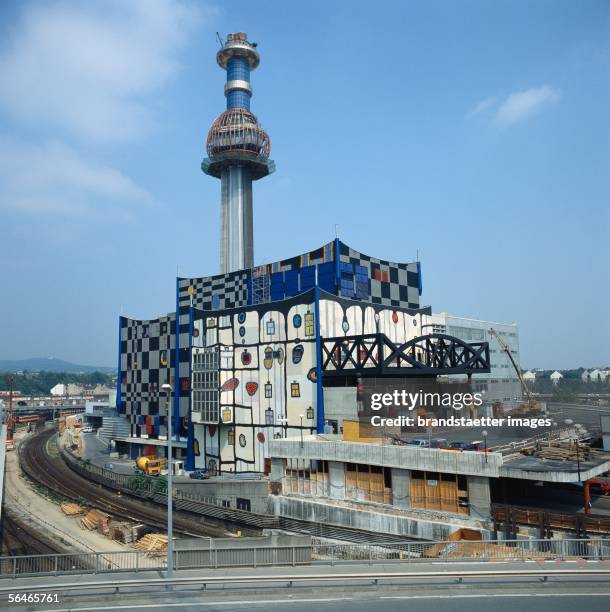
<box><xmin>269</xmin><ymin>439</ymin><xmax>502</xmax><ymax>477</ymax></box>
<box><xmin>272</xmin><ymin>495</ymin><xmax>491</xmax><ymax>541</ymax></box>
<box><xmin>174</xmin><ymin>479</ymin><xmax>270</xmax><ymax>514</ymax></box>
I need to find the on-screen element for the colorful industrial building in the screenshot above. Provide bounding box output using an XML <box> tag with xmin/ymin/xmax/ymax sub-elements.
<box><xmin>116</xmin><ymin>33</ymin><xmax>493</xmax><ymax>472</ymax></box>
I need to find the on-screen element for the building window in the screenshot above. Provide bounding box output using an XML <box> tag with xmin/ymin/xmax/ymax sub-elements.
<box><xmin>236</xmin><ymin>498</ymin><xmax>251</xmax><ymax>511</ymax></box>
<box><xmin>344</xmin><ymin>462</ymin><xmax>393</xmax><ymax>505</ymax></box>
<box><xmin>291</xmin><ymin>381</ymin><xmax>300</xmax><ymax>398</ymax></box>
<box><xmin>306</xmin><ymin>406</ymin><xmax>314</xmax><ymax>420</ymax></box>
<box><xmin>265</xmin><ymin>382</ymin><xmax>272</xmax><ymax>398</ymax></box>
<box><xmin>284</xmin><ymin>459</ymin><xmax>329</xmax><ymax>497</ymax></box>
<box><xmin>265</xmin><ymin>408</ymin><xmax>274</xmax><ymax>425</ymax></box>
<box><xmin>192</xmin><ymin>348</ymin><xmax>219</xmax><ymax>423</ymax></box>
<box><xmin>228</xmin><ymin>429</ymin><xmax>234</xmax><ymax>446</ymax></box>
<box><xmin>266</xmin><ymin>320</ymin><xmax>276</xmax><ymax>335</ymax></box>
<box><xmin>304</xmin><ymin>311</ymin><xmax>314</xmax><ymax>336</ymax></box>
<box><xmin>409</xmin><ymin>469</ymin><xmax>469</xmax><ymax>515</ymax></box>
<box><xmin>220</xmin><ymin>346</ymin><xmax>233</xmax><ymax>369</ymax></box>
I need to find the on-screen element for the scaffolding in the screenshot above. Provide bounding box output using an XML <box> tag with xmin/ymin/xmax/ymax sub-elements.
<box><xmin>250</xmin><ymin>265</ymin><xmax>270</xmax><ymax>305</ymax></box>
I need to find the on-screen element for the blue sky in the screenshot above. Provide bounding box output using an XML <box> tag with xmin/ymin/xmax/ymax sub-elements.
<box><xmin>0</xmin><ymin>0</ymin><xmax>608</xmax><ymax>369</ymax></box>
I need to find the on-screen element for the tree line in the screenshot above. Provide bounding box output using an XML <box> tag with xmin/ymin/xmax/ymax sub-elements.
<box><xmin>0</xmin><ymin>371</ymin><xmax>116</xmax><ymax>396</ymax></box>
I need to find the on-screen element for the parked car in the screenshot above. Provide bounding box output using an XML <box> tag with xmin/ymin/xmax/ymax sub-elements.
<box><xmin>430</xmin><ymin>438</ymin><xmax>448</xmax><ymax>449</ymax></box>
<box><xmin>82</xmin><ymin>426</ymin><xmax>93</xmax><ymax>433</ymax></box>
<box><xmin>406</xmin><ymin>439</ymin><xmax>429</xmax><ymax>447</ymax></box>
<box><xmin>448</xmin><ymin>441</ymin><xmax>468</xmax><ymax>450</ymax></box>
<box><xmin>189</xmin><ymin>469</ymin><xmax>210</xmax><ymax>480</ymax></box>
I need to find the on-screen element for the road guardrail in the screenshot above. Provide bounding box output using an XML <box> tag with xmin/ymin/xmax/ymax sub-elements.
<box><xmin>1</xmin><ymin>568</ymin><xmax>609</xmax><ymax>595</ymax></box>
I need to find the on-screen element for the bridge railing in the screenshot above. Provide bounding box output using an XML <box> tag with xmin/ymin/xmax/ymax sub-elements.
<box><xmin>2</xmin><ymin>538</ymin><xmax>609</xmax><ymax>579</ymax></box>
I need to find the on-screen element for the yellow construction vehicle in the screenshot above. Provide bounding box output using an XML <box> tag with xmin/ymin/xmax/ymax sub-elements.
<box><xmin>135</xmin><ymin>455</ymin><xmax>168</xmax><ymax>476</ymax></box>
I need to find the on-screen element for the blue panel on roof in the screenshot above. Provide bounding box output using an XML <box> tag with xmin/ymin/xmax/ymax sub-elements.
<box><xmin>340</xmin><ymin>262</ymin><xmax>353</xmax><ymax>273</ymax></box>
<box><xmin>301</xmin><ymin>275</ymin><xmax>314</xmax><ymax>291</ymax></box>
<box><xmin>319</xmin><ymin>279</ymin><xmax>335</xmax><ymax>292</ymax></box>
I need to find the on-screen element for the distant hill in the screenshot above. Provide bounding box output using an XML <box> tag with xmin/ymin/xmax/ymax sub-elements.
<box><xmin>0</xmin><ymin>357</ymin><xmax>115</xmax><ymax>374</ymax></box>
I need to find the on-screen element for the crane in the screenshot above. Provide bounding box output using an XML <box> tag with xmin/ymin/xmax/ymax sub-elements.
<box><xmin>488</xmin><ymin>328</ymin><xmax>537</xmax><ymax>412</ymax></box>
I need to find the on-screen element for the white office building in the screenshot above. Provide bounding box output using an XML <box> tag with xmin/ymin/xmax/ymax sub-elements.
<box><xmin>421</xmin><ymin>312</ymin><xmax>522</xmax><ymax>404</ymax></box>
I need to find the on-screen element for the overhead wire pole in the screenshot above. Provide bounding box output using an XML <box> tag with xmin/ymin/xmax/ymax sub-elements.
<box><xmin>162</xmin><ymin>383</ymin><xmax>174</xmax><ymax>584</ymax></box>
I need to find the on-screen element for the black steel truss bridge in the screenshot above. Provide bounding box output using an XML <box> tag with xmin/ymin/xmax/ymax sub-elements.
<box><xmin>321</xmin><ymin>333</ymin><xmax>490</xmax><ymax>377</ymax></box>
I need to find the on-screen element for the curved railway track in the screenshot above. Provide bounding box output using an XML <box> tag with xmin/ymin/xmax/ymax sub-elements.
<box><xmin>1</xmin><ymin>512</ymin><xmax>65</xmax><ymax>557</ymax></box>
<box><xmin>1</xmin><ymin>512</ymin><xmax>96</xmax><ymax>576</ymax></box>
<box><xmin>19</xmin><ymin>427</ymin><xmax>252</xmax><ymax>538</ymax></box>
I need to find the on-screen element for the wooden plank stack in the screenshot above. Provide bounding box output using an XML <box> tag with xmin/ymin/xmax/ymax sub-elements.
<box><xmin>109</xmin><ymin>522</ymin><xmax>147</xmax><ymax>545</ymax></box>
<box><xmin>522</xmin><ymin>440</ymin><xmax>591</xmax><ymax>462</ymax></box>
<box><xmin>60</xmin><ymin>502</ymin><xmax>85</xmax><ymax>516</ymax></box>
<box><xmin>80</xmin><ymin>509</ymin><xmax>110</xmax><ymax>531</ymax></box>
<box><xmin>134</xmin><ymin>533</ymin><xmax>168</xmax><ymax>557</ymax></box>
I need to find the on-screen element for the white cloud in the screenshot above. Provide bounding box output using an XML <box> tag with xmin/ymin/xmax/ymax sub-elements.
<box><xmin>494</xmin><ymin>85</ymin><xmax>560</xmax><ymax>127</ymax></box>
<box><xmin>0</xmin><ymin>0</ymin><xmax>201</xmax><ymax>143</ymax></box>
<box><xmin>0</xmin><ymin>139</ymin><xmax>152</xmax><ymax>215</ymax></box>
<box><xmin>466</xmin><ymin>96</ymin><xmax>497</xmax><ymax>119</ymax></box>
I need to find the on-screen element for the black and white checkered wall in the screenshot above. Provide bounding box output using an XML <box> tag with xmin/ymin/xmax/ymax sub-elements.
<box><xmin>339</xmin><ymin>242</ymin><xmax>420</xmax><ymax>309</ymax></box>
<box><xmin>120</xmin><ymin>314</ymin><xmax>176</xmax><ymax>438</ymax></box>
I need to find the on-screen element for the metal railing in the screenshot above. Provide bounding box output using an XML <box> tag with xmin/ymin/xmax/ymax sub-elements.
<box><xmin>2</xmin><ymin>567</ymin><xmax>610</xmax><ymax>595</ymax></box>
<box><xmin>2</xmin><ymin>538</ymin><xmax>609</xmax><ymax>579</ymax></box>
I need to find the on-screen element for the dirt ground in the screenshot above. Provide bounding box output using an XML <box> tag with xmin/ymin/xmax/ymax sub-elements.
<box><xmin>4</xmin><ymin>430</ymin><xmax>138</xmax><ymax>565</ymax></box>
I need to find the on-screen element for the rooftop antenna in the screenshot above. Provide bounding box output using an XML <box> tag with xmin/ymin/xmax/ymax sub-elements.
<box><xmin>216</xmin><ymin>32</ymin><xmax>225</xmax><ymax>47</ymax></box>
<box><xmin>334</xmin><ymin>224</ymin><xmax>339</xmax><ymax>239</ymax></box>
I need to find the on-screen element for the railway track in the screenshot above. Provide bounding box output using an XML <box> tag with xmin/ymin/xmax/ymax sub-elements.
<box><xmin>1</xmin><ymin>511</ymin><xmax>96</xmax><ymax>576</ymax></box>
<box><xmin>1</xmin><ymin>511</ymin><xmax>65</xmax><ymax>557</ymax></box>
<box><xmin>19</xmin><ymin>427</ymin><xmax>251</xmax><ymax>539</ymax></box>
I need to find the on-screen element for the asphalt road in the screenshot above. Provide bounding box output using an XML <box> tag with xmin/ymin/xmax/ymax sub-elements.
<box><xmin>4</xmin><ymin>586</ymin><xmax>609</xmax><ymax>612</ymax></box>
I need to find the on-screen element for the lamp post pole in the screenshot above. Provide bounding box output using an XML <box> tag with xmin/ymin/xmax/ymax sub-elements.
<box><xmin>299</xmin><ymin>414</ymin><xmax>304</xmax><ymax>449</ymax></box>
<box><xmin>162</xmin><ymin>383</ymin><xmax>174</xmax><ymax>582</ymax></box>
<box><xmin>482</xmin><ymin>430</ymin><xmax>488</xmax><ymax>464</ymax></box>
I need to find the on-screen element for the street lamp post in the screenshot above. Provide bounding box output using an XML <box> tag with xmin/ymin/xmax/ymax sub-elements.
<box><xmin>482</xmin><ymin>430</ymin><xmax>488</xmax><ymax>464</ymax></box>
<box><xmin>161</xmin><ymin>383</ymin><xmax>174</xmax><ymax>582</ymax></box>
<box><xmin>299</xmin><ymin>414</ymin><xmax>304</xmax><ymax>448</ymax></box>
